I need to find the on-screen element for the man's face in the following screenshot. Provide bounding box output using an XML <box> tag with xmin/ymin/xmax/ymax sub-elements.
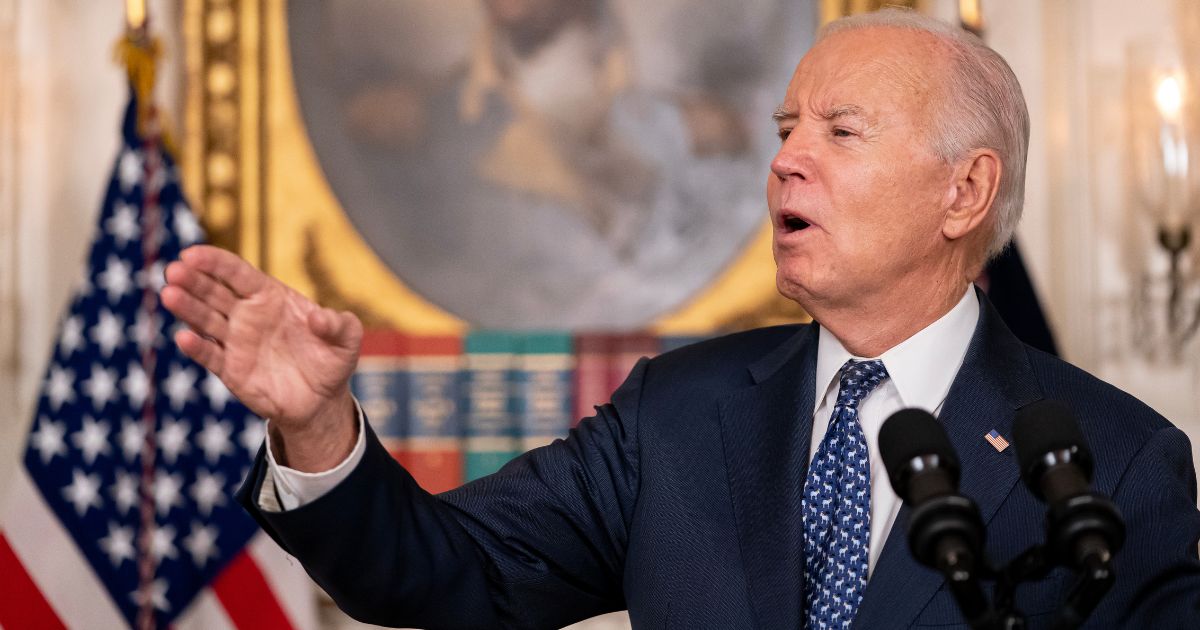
<box><xmin>767</xmin><ymin>27</ymin><xmax>956</xmax><ymax>315</ymax></box>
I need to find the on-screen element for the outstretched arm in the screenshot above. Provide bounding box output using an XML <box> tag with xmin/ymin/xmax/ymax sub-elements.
<box><xmin>162</xmin><ymin>244</ymin><xmax>362</xmax><ymax>471</ymax></box>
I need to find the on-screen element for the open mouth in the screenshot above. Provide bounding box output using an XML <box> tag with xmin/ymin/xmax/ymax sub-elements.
<box><xmin>782</xmin><ymin>216</ymin><xmax>811</xmax><ymax>233</ymax></box>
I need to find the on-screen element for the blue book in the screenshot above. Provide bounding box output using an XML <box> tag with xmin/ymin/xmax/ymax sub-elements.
<box><xmin>350</xmin><ymin>330</ymin><xmax>408</xmax><ymax>455</ymax></box>
<box><xmin>462</xmin><ymin>331</ymin><xmax>520</xmax><ymax>481</ymax></box>
<box><xmin>400</xmin><ymin>335</ymin><xmax>463</xmax><ymax>494</ymax></box>
<box><xmin>515</xmin><ymin>333</ymin><xmax>575</xmax><ymax>452</ymax></box>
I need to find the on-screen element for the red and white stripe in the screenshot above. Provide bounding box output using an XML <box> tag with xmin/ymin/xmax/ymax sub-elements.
<box><xmin>0</xmin><ymin>467</ymin><xmax>316</xmax><ymax>630</ymax></box>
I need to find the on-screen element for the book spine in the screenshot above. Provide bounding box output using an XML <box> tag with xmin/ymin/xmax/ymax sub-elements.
<box><xmin>399</xmin><ymin>335</ymin><xmax>464</xmax><ymax>494</ymax></box>
<box><xmin>608</xmin><ymin>333</ymin><xmax>660</xmax><ymax>397</ymax></box>
<box><xmin>462</xmin><ymin>331</ymin><xmax>519</xmax><ymax>481</ymax></box>
<box><xmin>516</xmin><ymin>333</ymin><xmax>575</xmax><ymax>452</ymax></box>
<box><xmin>572</xmin><ymin>333</ymin><xmax>612</xmax><ymax>426</ymax></box>
<box><xmin>351</xmin><ymin>330</ymin><xmax>408</xmax><ymax>459</ymax></box>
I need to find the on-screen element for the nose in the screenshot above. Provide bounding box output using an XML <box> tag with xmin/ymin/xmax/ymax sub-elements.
<box><xmin>770</xmin><ymin>134</ymin><xmax>809</xmax><ymax>183</ymax></box>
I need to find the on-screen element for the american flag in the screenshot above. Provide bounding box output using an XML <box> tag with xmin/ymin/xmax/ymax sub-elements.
<box><xmin>985</xmin><ymin>429</ymin><xmax>1010</xmax><ymax>453</ymax></box>
<box><xmin>0</xmin><ymin>93</ymin><xmax>313</xmax><ymax>628</ymax></box>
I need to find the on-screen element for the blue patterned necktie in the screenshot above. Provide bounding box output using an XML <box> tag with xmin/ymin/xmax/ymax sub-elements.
<box><xmin>802</xmin><ymin>359</ymin><xmax>890</xmax><ymax>629</ymax></box>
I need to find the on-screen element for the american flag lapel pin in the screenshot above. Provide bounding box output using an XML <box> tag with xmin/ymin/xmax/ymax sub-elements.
<box><xmin>985</xmin><ymin>429</ymin><xmax>1010</xmax><ymax>452</ymax></box>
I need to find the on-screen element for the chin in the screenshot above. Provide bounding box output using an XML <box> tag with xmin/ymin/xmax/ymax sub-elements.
<box><xmin>775</xmin><ymin>269</ymin><xmax>815</xmax><ymax>309</ymax></box>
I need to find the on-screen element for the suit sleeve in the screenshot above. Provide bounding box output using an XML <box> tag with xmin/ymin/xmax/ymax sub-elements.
<box><xmin>236</xmin><ymin>358</ymin><xmax>649</xmax><ymax>630</ymax></box>
<box><xmin>1097</xmin><ymin>426</ymin><xmax>1200</xmax><ymax>627</ymax></box>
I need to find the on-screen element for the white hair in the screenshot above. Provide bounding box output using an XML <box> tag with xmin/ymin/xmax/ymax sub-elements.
<box><xmin>820</xmin><ymin>8</ymin><xmax>1030</xmax><ymax>261</ymax></box>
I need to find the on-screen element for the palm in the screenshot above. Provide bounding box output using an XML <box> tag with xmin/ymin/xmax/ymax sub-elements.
<box><xmin>221</xmin><ymin>284</ymin><xmax>358</xmax><ymax>422</ymax></box>
<box><xmin>162</xmin><ymin>245</ymin><xmax>362</xmax><ymax>428</ymax></box>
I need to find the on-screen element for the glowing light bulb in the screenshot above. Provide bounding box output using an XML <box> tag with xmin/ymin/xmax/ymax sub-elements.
<box><xmin>1155</xmin><ymin>74</ymin><xmax>1184</xmax><ymax>122</ymax></box>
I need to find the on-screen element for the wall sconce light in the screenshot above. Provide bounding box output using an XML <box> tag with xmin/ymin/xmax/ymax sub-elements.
<box><xmin>1128</xmin><ymin>39</ymin><xmax>1200</xmax><ymax>358</ymax></box>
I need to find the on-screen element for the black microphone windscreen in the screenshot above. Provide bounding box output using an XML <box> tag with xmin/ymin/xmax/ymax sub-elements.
<box><xmin>879</xmin><ymin>408</ymin><xmax>959</xmax><ymax>495</ymax></box>
<box><xmin>1012</xmin><ymin>400</ymin><xmax>1093</xmax><ymax>482</ymax></box>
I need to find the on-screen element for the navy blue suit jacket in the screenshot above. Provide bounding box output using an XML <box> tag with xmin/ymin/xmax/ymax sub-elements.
<box><xmin>238</xmin><ymin>293</ymin><xmax>1200</xmax><ymax>628</ymax></box>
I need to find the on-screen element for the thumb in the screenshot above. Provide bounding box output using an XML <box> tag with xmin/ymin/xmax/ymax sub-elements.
<box><xmin>307</xmin><ymin>307</ymin><xmax>363</xmax><ymax>350</ymax></box>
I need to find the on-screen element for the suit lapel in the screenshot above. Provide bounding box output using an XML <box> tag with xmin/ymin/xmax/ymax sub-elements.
<box><xmin>719</xmin><ymin>325</ymin><xmax>818</xmax><ymax>630</ymax></box>
<box><xmin>853</xmin><ymin>290</ymin><xmax>1043</xmax><ymax>629</ymax></box>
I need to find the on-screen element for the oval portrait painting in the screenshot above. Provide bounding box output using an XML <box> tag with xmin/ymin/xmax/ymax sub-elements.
<box><xmin>287</xmin><ymin>0</ymin><xmax>814</xmax><ymax>329</ymax></box>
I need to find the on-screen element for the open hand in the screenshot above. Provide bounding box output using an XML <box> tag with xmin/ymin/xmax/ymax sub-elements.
<box><xmin>162</xmin><ymin>245</ymin><xmax>363</xmax><ymax>468</ymax></box>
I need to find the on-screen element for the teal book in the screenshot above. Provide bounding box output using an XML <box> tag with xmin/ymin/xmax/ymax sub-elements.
<box><xmin>462</xmin><ymin>331</ymin><xmax>520</xmax><ymax>481</ymax></box>
<box><xmin>515</xmin><ymin>333</ymin><xmax>575</xmax><ymax>452</ymax></box>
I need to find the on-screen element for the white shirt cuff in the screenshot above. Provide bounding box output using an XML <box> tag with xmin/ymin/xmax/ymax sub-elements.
<box><xmin>257</xmin><ymin>400</ymin><xmax>367</xmax><ymax>512</ymax></box>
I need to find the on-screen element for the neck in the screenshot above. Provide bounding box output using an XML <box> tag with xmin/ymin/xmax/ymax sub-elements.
<box><xmin>813</xmin><ymin>278</ymin><xmax>970</xmax><ymax>358</ymax></box>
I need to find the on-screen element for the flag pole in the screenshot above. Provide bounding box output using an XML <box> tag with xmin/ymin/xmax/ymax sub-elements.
<box><xmin>120</xmin><ymin>2</ymin><xmax>168</xmax><ymax>628</ymax></box>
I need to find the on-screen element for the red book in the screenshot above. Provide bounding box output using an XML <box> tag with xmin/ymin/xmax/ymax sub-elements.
<box><xmin>608</xmin><ymin>333</ymin><xmax>660</xmax><ymax>398</ymax></box>
<box><xmin>572</xmin><ymin>333</ymin><xmax>613</xmax><ymax>427</ymax></box>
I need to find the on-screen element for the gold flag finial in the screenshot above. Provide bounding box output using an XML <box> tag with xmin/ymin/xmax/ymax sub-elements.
<box><xmin>115</xmin><ymin>0</ymin><xmax>167</xmax><ymax>143</ymax></box>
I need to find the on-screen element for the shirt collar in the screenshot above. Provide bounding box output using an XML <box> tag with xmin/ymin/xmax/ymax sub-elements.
<box><xmin>814</xmin><ymin>286</ymin><xmax>980</xmax><ymax>413</ymax></box>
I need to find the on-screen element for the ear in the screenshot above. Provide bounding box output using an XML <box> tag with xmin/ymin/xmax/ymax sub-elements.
<box><xmin>942</xmin><ymin>149</ymin><xmax>1001</xmax><ymax>241</ymax></box>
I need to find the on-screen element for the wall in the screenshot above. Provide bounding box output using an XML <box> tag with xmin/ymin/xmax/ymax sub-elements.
<box><xmin>986</xmin><ymin>0</ymin><xmax>1200</xmax><ymax>468</ymax></box>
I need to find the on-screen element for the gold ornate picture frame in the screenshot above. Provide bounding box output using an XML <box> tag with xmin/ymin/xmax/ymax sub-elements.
<box><xmin>180</xmin><ymin>1</ymin><xmax>921</xmax><ymax>335</ymax></box>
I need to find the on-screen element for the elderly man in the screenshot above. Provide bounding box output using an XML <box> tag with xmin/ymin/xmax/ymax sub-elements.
<box><xmin>162</xmin><ymin>9</ymin><xmax>1200</xmax><ymax>629</ymax></box>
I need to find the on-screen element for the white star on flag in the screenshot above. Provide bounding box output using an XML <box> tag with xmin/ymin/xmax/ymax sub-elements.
<box><xmin>121</xmin><ymin>362</ymin><xmax>149</xmax><ymax>409</ymax></box>
<box><xmin>196</xmin><ymin>417</ymin><xmax>234</xmax><ymax>464</ymax></box>
<box><xmin>158</xmin><ymin>417</ymin><xmax>191</xmax><ymax>464</ymax></box>
<box><xmin>128</xmin><ymin>309</ymin><xmax>160</xmax><ymax>354</ymax></box>
<box><xmin>150</xmin><ymin>524</ymin><xmax>179</xmax><ymax>563</ymax></box>
<box><xmin>71</xmin><ymin>416</ymin><xmax>112</xmax><ymax>465</ymax></box>
<box><xmin>190</xmin><ymin>469</ymin><xmax>226</xmax><ymax>517</ymax></box>
<box><xmin>118</xmin><ymin>417</ymin><xmax>146</xmax><ymax>462</ymax></box>
<box><xmin>129</xmin><ymin>578</ymin><xmax>171</xmax><ymax>613</ymax></box>
<box><xmin>153</xmin><ymin>470</ymin><xmax>184</xmax><ymax>516</ymax></box>
<box><xmin>90</xmin><ymin>309</ymin><xmax>126</xmax><ymax>358</ymax></box>
<box><xmin>135</xmin><ymin>260</ymin><xmax>166</xmax><ymax>293</ymax></box>
<box><xmin>81</xmin><ymin>364</ymin><xmax>119</xmax><ymax>411</ymax></box>
<box><xmin>60</xmin><ymin>315</ymin><xmax>85</xmax><ymax>357</ymax></box>
<box><xmin>62</xmin><ymin>469</ymin><xmax>104</xmax><ymax>516</ymax></box>
<box><xmin>99</xmin><ymin>522</ymin><xmax>137</xmax><ymax>567</ymax></box>
<box><xmin>96</xmin><ymin>255</ymin><xmax>134</xmax><ymax>303</ymax></box>
<box><xmin>183</xmin><ymin>522</ymin><xmax>220</xmax><ymax>567</ymax></box>
<box><xmin>174</xmin><ymin>205</ymin><xmax>203</xmax><ymax>246</ymax></box>
<box><xmin>118</xmin><ymin>149</ymin><xmax>142</xmax><ymax>193</ymax></box>
<box><xmin>30</xmin><ymin>417</ymin><xmax>68</xmax><ymax>464</ymax></box>
<box><xmin>163</xmin><ymin>364</ymin><xmax>197</xmax><ymax>411</ymax></box>
<box><xmin>46</xmin><ymin>366</ymin><xmax>76</xmax><ymax>411</ymax></box>
<box><xmin>202</xmin><ymin>372</ymin><xmax>232</xmax><ymax>412</ymax></box>
<box><xmin>105</xmin><ymin>201</ymin><xmax>140</xmax><ymax>248</ymax></box>
<box><xmin>110</xmin><ymin>469</ymin><xmax>139</xmax><ymax>515</ymax></box>
<box><xmin>240</xmin><ymin>420</ymin><xmax>266</xmax><ymax>456</ymax></box>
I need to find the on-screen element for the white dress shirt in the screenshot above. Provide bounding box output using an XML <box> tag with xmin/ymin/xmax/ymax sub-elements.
<box><xmin>809</xmin><ymin>286</ymin><xmax>979</xmax><ymax>575</ymax></box>
<box><xmin>261</xmin><ymin>285</ymin><xmax>982</xmax><ymax>572</ymax></box>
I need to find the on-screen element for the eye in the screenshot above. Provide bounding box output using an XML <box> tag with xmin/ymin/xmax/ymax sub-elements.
<box><xmin>831</xmin><ymin>127</ymin><xmax>855</xmax><ymax>138</ymax></box>
<box><xmin>777</xmin><ymin>127</ymin><xmax>792</xmax><ymax>142</ymax></box>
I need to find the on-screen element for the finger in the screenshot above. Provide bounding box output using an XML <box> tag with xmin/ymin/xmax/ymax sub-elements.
<box><xmin>180</xmin><ymin>245</ymin><xmax>270</xmax><ymax>298</ymax></box>
<box><xmin>308</xmin><ymin>308</ymin><xmax>363</xmax><ymax>348</ymax></box>
<box><xmin>165</xmin><ymin>260</ymin><xmax>238</xmax><ymax>316</ymax></box>
<box><xmin>161</xmin><ymin>285</ymin><xmax>230</xmax><ymax>343</ymax></box>
<box><xmin>175</xmin><ymin>328</ymin><xmax>225</xmax><ymax>375</ymax></box>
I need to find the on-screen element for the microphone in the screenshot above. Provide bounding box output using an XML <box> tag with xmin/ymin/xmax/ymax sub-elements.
<box><xmin>1012</xmin><ymin>400</ymin><xmax>1125</xmax><ymax>572</ymax></box>
<box><xmin>880</xmin><ymin>409</ymin><xmax>990</xmax><ymax>628</ymax></box>
<box><xmin>880</xmin><ymin>408</ymin><xmax>984</xmax><ymax>571</ymax></box>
